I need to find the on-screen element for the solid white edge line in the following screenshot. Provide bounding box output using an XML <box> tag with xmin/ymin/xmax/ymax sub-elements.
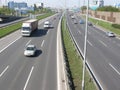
<box><xmin>0</xmin><ymin>36</ymin><xmax>21</xmax><ymax>53</ymax></box>
<box><xmin>0</xmin><ymin>66</ymin><xmax>9</xmax><ymax>77</ymax></box>
<box><xmin>23</xmin><ymin>66</ymin><xmax>34</xmax><ymax>90</ymax></box>
<box><xmin>41</xmin><ymin>40</ymin><xmax>45</xmax><ymax>47</ymax></box>
<box><xmin>109</xmin><ymin>63</ymin><xmax>120</xmax><ymax>75</ymax></box>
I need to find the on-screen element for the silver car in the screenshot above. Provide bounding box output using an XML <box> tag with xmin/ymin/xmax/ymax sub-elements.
<box><xmin>24</xmin><ymin>45</ymin><xmax>37</xmax><ymax>56</ymax></box>
<box><xmin>106</xmin><ymin>32</ymin><xmax>115</xmax><ymax>37</ymax></box>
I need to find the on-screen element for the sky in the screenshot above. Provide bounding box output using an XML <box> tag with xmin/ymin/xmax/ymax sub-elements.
<box><xmin>0</xmin><ymin>0</ymin><xmax>120</xmax><ymax>8</ymax></box>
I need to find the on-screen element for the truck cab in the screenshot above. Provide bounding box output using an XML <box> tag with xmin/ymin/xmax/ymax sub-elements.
<box><xmin>21</xmin><ymin>23</ymin><xmax>32</xmax><ymax>36</ymax></box>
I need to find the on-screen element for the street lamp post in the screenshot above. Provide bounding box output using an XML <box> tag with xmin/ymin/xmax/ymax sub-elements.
<box><xmin>82</xmin><ymin>0</ymin><xmax>89</xmax><ymax>90</ymax></box>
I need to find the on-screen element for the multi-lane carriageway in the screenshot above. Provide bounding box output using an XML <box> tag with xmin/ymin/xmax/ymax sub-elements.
<box><xmin>0</xmin><ymin>13</ymin><xmax>67</xmax><ymax>90</ymax></box>
<box><xmin>67</xmin><ymin>12</ymin><xmax>120</xmax><ymax>90</ymax></box>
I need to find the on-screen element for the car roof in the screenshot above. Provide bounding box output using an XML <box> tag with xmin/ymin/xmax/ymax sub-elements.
<box><xmin>107</xmin><ymin>32</ymin><xmax>113</xmax><ymax>33</ymax></box>
<box><xmin>27</xmin><ymin>45</ymin><xmax>35</xmax><ymax>47</ymax></box>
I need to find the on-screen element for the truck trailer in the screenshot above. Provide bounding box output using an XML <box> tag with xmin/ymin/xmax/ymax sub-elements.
<box><xmin>21</xmin><ymin>19</ymin><xmax>38</xmax><ymax>36</ymax></box>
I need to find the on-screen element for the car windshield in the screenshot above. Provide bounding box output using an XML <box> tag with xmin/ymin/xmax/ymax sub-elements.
<box><xmin>26</xmin><ymin>47</ymin><xmax>34</xmax><ymax>50</ymax></box>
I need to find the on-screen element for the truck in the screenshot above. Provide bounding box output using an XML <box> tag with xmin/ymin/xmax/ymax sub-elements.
<box><xmin>21</xmin><ymin>19</ymin><xmax>38</xmax><ymax>36</ymax></box>
<box><xmin>43</xmin><ymin>21</ymin><xmax>51</xmax><ymax>29</ymax></box>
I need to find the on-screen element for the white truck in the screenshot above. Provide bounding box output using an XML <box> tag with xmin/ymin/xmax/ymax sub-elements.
<box><xmin>21</xmin><ymin>19</ymin><xmax>38</xmax><ymax>36</ymax></box>
<box><xmin>43</xmin><ymin>21</ymin><xmax>51</xmax><ymax>29</ymax></box>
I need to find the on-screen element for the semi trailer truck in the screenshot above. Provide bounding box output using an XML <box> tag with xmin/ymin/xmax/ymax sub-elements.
<box><xmin>21</xmin><ymin>19</ymin><xmax>38</xmax><ymax>36</ymax></box>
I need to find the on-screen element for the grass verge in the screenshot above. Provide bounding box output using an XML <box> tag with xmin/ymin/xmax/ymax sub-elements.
<box><xmin>37</xmin><ymin>13</ymin><xmax>54</xmax><ymax>20</ymax></box>
<box><xmin>0</xmin><ymin>13</ymin><xmax>54</xmax><ymax>38</ymax></box>
<box><xmin>88</xmin><ymin>17</ymin><xmax>120</xmax><ymax>35</ymax></box>
<box><xmin>61</xmin><ymin>16</ymin><xmax>97</xmax><ymax>90</ymax></box>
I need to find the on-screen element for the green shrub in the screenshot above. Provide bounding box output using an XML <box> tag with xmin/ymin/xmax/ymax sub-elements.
<box><xmin>112</xmin><ymin>24</ymin><xmax>120</xmax><ymax>29</ymax></box>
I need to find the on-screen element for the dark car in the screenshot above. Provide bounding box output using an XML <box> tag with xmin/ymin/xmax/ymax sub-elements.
<box><xmin>88</xmin><ymin>22</ymin><xmax>93</xmax><ymax>26</ymax></box>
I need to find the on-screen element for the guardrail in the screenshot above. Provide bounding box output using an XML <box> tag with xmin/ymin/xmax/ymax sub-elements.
<box><xmin>66</xmin><ymin>16</ymin><xmax>103</xmax><ymax>90</ymax></box>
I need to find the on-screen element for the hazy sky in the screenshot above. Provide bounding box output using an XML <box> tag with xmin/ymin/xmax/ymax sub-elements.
<box><xmin>1</xmin><ymin>0</ymin><xmax>120</xmax><ymax>8</ymax></box>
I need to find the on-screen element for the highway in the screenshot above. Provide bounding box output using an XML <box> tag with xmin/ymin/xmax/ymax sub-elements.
<box><xmin>67</xmin><ymin>12</ymin><xmax>120</xmax><ymax>90</ymax></box>
<box><xmin>0</xmin><ymin>14</ymin><xmax>62</xmax><ymax>90</ymax></box>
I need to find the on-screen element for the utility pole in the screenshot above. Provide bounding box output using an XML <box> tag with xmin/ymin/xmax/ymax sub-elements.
<box><xmin>82</xmin><ymin>0</ymin><xmax>89</xmax><ymax>90</ymax></box>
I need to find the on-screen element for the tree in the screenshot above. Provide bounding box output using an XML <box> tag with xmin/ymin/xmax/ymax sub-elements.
<box><xmin>0</xmin><ymin>7</ymin><xmax>15</xmax><ymax>15</ymax></box>
<box><xmin>97</xmin><ymin>6</ymin><xmax>120</xmax><ymax>12</ymax></box>
<box><xmin>81</xmin><ymin>6</ymin><xmax>87</xmax><ymax>11</ymax></box>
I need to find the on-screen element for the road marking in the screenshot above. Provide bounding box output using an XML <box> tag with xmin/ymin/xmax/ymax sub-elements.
<box><xmin>94</xmin><ymin>29</ymin><xmax>99</xmax><ymax>34</ymax></box>
<box><xmin>87</xmin><ymin>40</ymin><xmax>93</xmax><ymax>46</ymax></box>
<box><xmin>47</xmin><ymin>30</ymin><xmax>49</xmax><ymax>34</ymax></box>
<box><xmin>0</xmin><ymin>36</ymin><xmax>21</xmax><ymax>53</ymax></box>
<box><xmin>88</xmin><ymin>31</ymin><xmax>91</xmax><ymax>34</ymax></box>
<box><xmin>78</xmin><ymin>31</ymin><xmax>81</xmax><ymax>34</ymax></box>
<box><xmin>99</xmin><ymin>40</ymin><xmax>107</xmax><ymax>47</ymax></box>
<box><xmin>109</xmin><ymin>63</ymin><xmax>120</xmax><ymax>75</ymax></box>
<box><xmin>25</xmin><ymin>40</ymin><xmax>31</xmax><ymax>46</ymax></box>
<box><xmin>23</xmin><ymin>66</ymin><xmax>34</xmax><ymax>90</ymax></box>
<box><xmin>41</xmin><ymin>40</ymin><xmax>45</xmax><ymax>47</ymax></box>
<box><xmin>0</xmin><ymin>66</ymin><xmax>9</xmax><ymax>77</ymax></box>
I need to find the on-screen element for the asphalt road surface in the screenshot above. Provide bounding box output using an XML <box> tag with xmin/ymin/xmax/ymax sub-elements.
<box><xmin>0</xmin><ymin>14</ymin><xmax>61</xmax><ymax>90</ymax></box>
<box><xmin>67</xmin><ymin>12</ymin><xmax>120</xmax><ymax>90</ymax></box>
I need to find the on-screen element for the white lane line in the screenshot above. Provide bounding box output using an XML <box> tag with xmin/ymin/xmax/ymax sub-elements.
<box><xmin>41</xmin><ymin>40</ymin><xmax>45</xmax><ymax>47</ymax></box>
<box><xmin>47</xmin><ymin>30</ymin><xmax>49</xmax><ymax>34</ymax></box>
<box><xmin>99</xmin><ymin>40</ymin><xmax>107</xmax><ymax>47</ymax></box>
<box><xmin>94</xmin><ymin>29</ymin><xmax>99</xmax><ymax>34</ymax></box>
<box><xmin>78</xmin><ymin>31</ymin><xmax>81</xmax><ymax>35</ymax></box>
<box><xmin>0</xmin><ymin>36</ymin><xmax>21</xmax><ymax>53</ymax></box>
<box><xmin>0</xmin><ymin>66</ymin><xmax>9</xmax><ymax>77</ymax></box>
<box><xmin>109</xmin><ymin>63</ymin><xmax>120</xmax><ymax>75</ymax></box>
<box><xmin>88</xmin><ymin>31</ymin><xmax>91</xmax><ymax>34</ymax></box>
<box><xmin>87</xmin><ymin>40</ymin><xmax>93</xmax><ymax>46</ymax></box>
<box><xmin>25</xmin><ymin>40</ymin><xmax>31</xmax><ymax>46</ymax></box>
<box><xmin>23</xmin><ymin>66</ymin><xmax>34</xmax><ymax>90</ymax></box>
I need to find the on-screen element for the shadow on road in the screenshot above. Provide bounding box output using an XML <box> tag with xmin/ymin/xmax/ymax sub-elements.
<box><xmin>34</xmin><ymin>49</ymin><xmax>42</xmax><ymax>57</ymax></box>
<box><xmin>31</xmin><ymin>29</ymin><xmax>48</xmax><ymax>37</ymax></box>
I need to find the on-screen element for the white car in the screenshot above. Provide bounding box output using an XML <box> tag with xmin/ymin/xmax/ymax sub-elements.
<box><xmin>44</xmin><ymin>21</ymin><xmax>50</xmax><ymax>28</ymax></box>
<box><xmin>24</xmin><ymin>45</ymin><xmax>37</xmax><ymax>56</ymax></box>
<box><xmin>106</xmin><ymin>32</ymin><xmax>115</xmax><ymax>37</ymax></box>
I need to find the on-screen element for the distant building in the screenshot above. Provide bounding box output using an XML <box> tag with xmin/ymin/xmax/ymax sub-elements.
<box><xmin>8</xmin><ymin>1</ymin><xmax>34</xmax><ymax>14</ymax></box>
<box><xmin>90</xmin><ymin>0</ymin><xmax>104</xmax><ymax>10</ymax></box>
<box><xmin>8</xmin><ymin>1</ymin><xmax>27</xmax><ymax>9</ymax></box>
